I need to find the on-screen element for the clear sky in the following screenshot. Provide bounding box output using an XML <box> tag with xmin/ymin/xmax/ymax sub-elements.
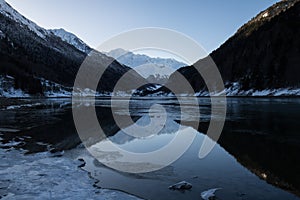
<box><xmin>6</xmin><ymin>0</ymin><xmax>278</xmax><ymax>54</ymax></box>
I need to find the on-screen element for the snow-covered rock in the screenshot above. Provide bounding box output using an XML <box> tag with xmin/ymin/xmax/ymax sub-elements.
<box><xmin>0</xmin><ymin>75</ymin><xmax>29</xmax><ymax>98</ymax></box>
<box><xmin>201</xmin><ymin>188</ymin><xmax>222</xmax><ymax>200</ymax></box>
<box><xmin>168</xmin><ymin>181</ymin><xmax>192</xmax><ymax>190</ymax></box>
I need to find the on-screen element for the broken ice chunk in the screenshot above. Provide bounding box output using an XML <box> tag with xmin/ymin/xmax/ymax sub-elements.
<box><xmin>201</xmin><ymin>188</ymin><xmax>222</xmax><ymax>200</ymax></box>
<box><xmin>168</xmin><ymin>181</ymin><xmax>192</xmax><ymax>190</ymax></box>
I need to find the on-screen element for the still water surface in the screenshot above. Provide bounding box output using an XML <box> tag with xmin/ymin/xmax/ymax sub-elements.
<box><xmin>0</xmin><ymin>97</ymin><xmax>300</xmax><ymax>200</ymax></box>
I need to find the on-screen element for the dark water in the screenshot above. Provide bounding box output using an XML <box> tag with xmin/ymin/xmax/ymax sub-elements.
<box><xmin>0</xmin><ymin>97</ymin><xmax>300</xmax><ymax>200</ymax></box>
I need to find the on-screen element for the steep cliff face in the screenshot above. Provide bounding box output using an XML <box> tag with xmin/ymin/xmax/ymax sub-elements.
<box><xmin>171</xmin><ymin>0</ymin><xmax>300</xmax><ymax>96</ymax></box>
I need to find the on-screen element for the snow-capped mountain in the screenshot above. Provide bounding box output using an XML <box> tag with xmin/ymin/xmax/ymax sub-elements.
<box><xmin>0</xmin><ymin>0</ymin><xmax>90</xmax><ymax>54</ymax></box>
<box><xmin>0</xmin><ymin>0</ymin><xmax>48</xmax><ymax>38</ymax></box>
<box><xmin>50</xmin><ymin>28</ymin><xmax>91</xmax><ymax>54</ymax></box>
<box><xmin>0</xmin><ymin>0</ymin><xmax>144</xmax><ymax>97</ymax></box>
<box><xmin>105</xmin><ymin>48</ymin><xmax>187</xmax><ymax>80</ymax></box>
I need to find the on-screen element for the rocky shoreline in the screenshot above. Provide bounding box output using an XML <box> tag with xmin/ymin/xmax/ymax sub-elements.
<box><xmin>0</xmin><ymin>97</ymin><xmax>30</xmax><ymax>109</ymax></box>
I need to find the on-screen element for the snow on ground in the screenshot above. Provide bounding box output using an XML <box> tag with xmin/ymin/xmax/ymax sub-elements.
<box><xmin>193</xmin><ymin>82</ymin><xmax>300</xmax><ymax>97</ymax></box>
<box><xmin>1</xmin><ymin>74</ymin><xmax>300</xmax><ymax>98</ymax></box>
<box><xmin>0</xmin><ymin>76</ymin><xmax>30</xmax><ymax>98</ymax></box>
<box><xmin>224</xmin><ymin>82</ymin><xmax>300</xmax><ymax>97</ymax></box>
<box><xmin>0</xmin><ymin>76</ymin><xmax>102</xmax><ymax>98</ymax></box>
<box><xmin>5</xmin><ymin>102</ymin><xmax>42</xmax><ymax>110</ymax></box>
<box><xmin>0</xmin><ymin>147</ymin><xmax>141</xmax><ymax>199</ymax></box>
<box><xmin>40</xmin><ymin>78</ymin><xmax>72</xmax><ymax>97</ymax></box>
<box><xmin>0</xmin><ymin>87</ymin><xmax>29</xmax><ymax>98</ymax></box>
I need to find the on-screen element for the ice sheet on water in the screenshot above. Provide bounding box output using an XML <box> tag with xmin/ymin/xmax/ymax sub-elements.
<box><xmin>0</xmin><ymin>140</ymin><xmax>22</xmax><ymax>147</ymax></box>
<box><xmin>0</xmin><ymin>128</ymin><xmax>19</xmax><ymax>132</ymax></box>
<box><xmin>201</xmin><ymin>188</ymin><xmax>222</xmax><ymax>200</ymax></box>
<box><xmin>5</xmin><ymin>103</ymin><xmax>42</xmax><ymax>110</ymax></box>
<box><xmin>0</xmin><ymin>148</ymin><xmax>141</xmax><ymax>199</ymax></box>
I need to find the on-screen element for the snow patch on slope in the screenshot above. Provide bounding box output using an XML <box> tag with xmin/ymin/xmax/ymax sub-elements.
<box><xmin>41</xmin><ymin>79</ymin><xmax>106</xmax><ymax>97</ymax></box>
<box><xmin>0</xmin><ymin>75</ymin><xmax>104</xmax><ymax>98</ymax></box>
<box><xmin>224</xmin><ymin>82</ymin><xmax>300</xmax><ymax>96</ymax></box>
<box><xmin>0</xmin><ymin>76</ymin><xmax>29</xmax><ymax>98</ymax></box>
<box><xmin>147</xmin><ymin>82</ymin><xmax>300</xmax><ymax>97</ymax></box>
<box><xmin>192</xmin><ymin>82</ymin><xmax>300</xmax><ymax>97</ymax></box>
<box><xmin>50</xmin><ymin>28</ymin><xmax>91</xmax><ymax>53</ymax></box>
<box><xmin>41</xmin><ymin>79</ymin><xmax>72</xmax><ymax>98</ymax></box>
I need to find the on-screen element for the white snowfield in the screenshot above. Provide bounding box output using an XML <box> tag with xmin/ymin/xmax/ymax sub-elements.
<box><xmin>50</xmin><ymin>28</ymin><xmax>91</xmax><ymax>54</ymax></box>
<box><xmin>0</xmin><ymin>148</ymin><xmax>141</xmax><ymax>200</ymax></box>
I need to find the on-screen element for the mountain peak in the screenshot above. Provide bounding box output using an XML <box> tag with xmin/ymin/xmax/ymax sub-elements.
<box><xmin>0</xmin><ymin>0</ymin><xmax>90</xmax><ymax>54</ymax></box>
<box><xmin>174</xmin><ymin>0</ymin><xmax>300</xmax><ymax>96</ymax></box>
<box><xmin>50</xmin><ymin>28</ymin><xmax>91</xmax><ymax>54</ymax></box>
<box><xmin>236</xmin><ymin>0</ymin><xmax>299</xmax><ymax>38</ymax></box>
<box><xmin>105</xmin><ymin>49</ymin><xmax>187</xmax><ymax>81</ymax></box>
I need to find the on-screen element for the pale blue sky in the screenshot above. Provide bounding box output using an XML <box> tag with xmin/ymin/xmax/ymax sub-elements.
<box><xmin>6</xmin><ymin>0</ymin><xmax>278</xmax><ymax>54</ymax></box>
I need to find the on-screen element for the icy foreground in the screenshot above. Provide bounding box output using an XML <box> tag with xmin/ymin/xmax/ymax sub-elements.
<box><xmin>0</xmin><ymin>148</ymin><xmax>140</xmax><ymax>200</ymax></box>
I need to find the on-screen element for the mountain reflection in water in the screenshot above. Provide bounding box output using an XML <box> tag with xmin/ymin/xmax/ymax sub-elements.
<box><xmin>0</xmin><ymin>97</ymin><xmax>299</xmax><ymax>199</ymax></box>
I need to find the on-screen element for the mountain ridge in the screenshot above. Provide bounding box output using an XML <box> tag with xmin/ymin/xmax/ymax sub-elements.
<box><xmin>0</xmin><ymin>0</ymin><xmax>144</xmax><ymax>97</ymax></box>
<box><xmin>50</xmin><ymin>28</ymin><xmax>92</xmax><ymax>54</ymax></box>
<box><xmin>165</xmin><ymin>0</ymin><xmax>300</xmax><ymax>96</ymax></box>
<box><xmin>105</xmin><ymin>48</ymin><xmax>187</xmax><ymax>81</ymax></box>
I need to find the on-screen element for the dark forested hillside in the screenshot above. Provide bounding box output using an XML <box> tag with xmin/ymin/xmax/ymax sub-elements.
<box><xmin>169</xmin><ymin>0</ymin><xmax>300</xmax><ymax>95</ymax></box>
<box><xmin>0</xmin><ymin>0</ymin><xmax>143</xmax><ymax>95</ymax></box>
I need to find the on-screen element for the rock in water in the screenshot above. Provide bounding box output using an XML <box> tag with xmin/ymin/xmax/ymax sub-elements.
<box><xmin>77</xmin><ymin>158</ymin><xmax>86</xmax><ymax>168</ymax></box>
<box><xmin>168</xmin><ymin>181</ymin><xmax>192</xmax><ymax>190</ymax></box>
<box><xmin>201</xmin><ymin>188</ymin><xmax>222</xmax><ymax>200</ymax></box>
